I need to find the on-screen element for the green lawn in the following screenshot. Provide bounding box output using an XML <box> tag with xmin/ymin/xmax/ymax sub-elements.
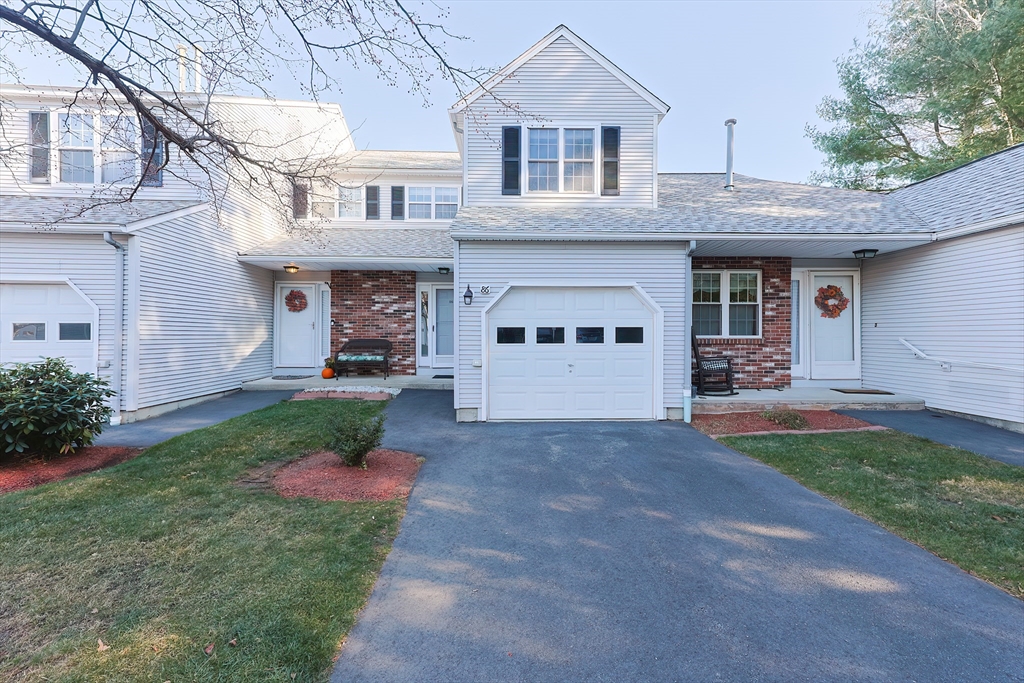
<box><xmin>720</xmin><ymin>430</ymin><xmax>1024</xmax><ymax>598</ymax></box>
<box><xmin>0</xmin><ymin>399</ymin><xmax>404</xmax><ymax>682</ymax></box>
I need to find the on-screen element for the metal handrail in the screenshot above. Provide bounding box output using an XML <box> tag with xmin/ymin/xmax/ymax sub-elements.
<box><xmin>898</xmin><ymin>338</ymin><xmax>1024</xmax><ymax>374</ymax></box>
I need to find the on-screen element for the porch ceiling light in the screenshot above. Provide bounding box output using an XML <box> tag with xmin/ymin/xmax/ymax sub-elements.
<box><xmin>463</xmin><ymin>284</ymin><xmax>473</xmax><ymax>306</ymax></box>
<box><xmin>438</xmin><ymin>267</ymin><xmax>451</xmax><ymax>275</ymax></box>
<box><xmin>853</xmin><ymin>249</ymin><xmax>878</xmax><ymax>260</ymax></box>
<box><xmin>283</xmin><ymin>265</ymin><xmax>299</xmax><ymax>273</ymax></box>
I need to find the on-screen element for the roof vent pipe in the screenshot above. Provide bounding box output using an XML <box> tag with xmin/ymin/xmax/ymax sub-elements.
<box><xmin>724</xmin><ymin>118</ymin><xmax>737</xmax><ymax>191</ymax></box>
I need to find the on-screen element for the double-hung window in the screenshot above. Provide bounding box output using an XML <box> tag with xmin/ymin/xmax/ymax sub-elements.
<box><xmin>527</xmin><ymin>127</ymin><xmax>595</xmax><ymax>193</ymax></box>
<box><xmin>101</xmin><ymin>115</ymin><xmax>136</xmax><ymax>184</ymax></box>
<box><xmin>59</xmin><ymin>114</ymin><xmax>95</xmax><ymax>183</ymax></box>
<box><xmin>29</xmin><ymin>112</ymin><xmax>50</xmax><ymax>182</ymax></box>
<box><xmin>692</xmin><ymin>270</ymin><xmax>761</xmax><ymax>337</ymax></box>
<box><xmin>338</xmin><ymin>186</ymin><xmax>363</xmax><ymax>218</ymax></box>
<box><xmin>406</xmin><ymin>187</ymin><xmax>460</xmax><ymax>219</ymax></box>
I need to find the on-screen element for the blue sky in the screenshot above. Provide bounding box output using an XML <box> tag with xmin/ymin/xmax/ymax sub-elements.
<box><xmin>327</xmin><ymin>1</ymin><xmax>882</xmax><ymax>183</ymax></box>
<box><xmin>8</xmin><ymin>0</ymin><xmax>882</xmax><ymax>183</ymax></box>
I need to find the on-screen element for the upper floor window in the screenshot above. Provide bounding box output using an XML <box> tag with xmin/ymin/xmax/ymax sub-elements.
<box><xmin>692</xmin><ymin>270</ymin><xmax>761</xmax><ymax>338</ymax></box>
<box><xmin>406</xmin><ymin>186</ymin><xmax>460</xmax><ymax>220</ymax></box>
<box><xmin>31</xmin><ymin>111</ymin><xmax>164</xmax><ymax>187</ymax></box>
<box><xmin>527</xmin><ymin>127</ymin><xmax>596</xmax><ymax>193</ymax></box>
<box><xmin>338</xmin><ymin>187</ymin><xmax>363</xmax><ymax>218</ymax></box>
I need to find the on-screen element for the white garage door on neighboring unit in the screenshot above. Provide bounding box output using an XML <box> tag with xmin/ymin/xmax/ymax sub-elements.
<box><xmin>0</xmin><ymin>283</ymin><xmax>97</xmax><ymax>373</ymax></box>
<box><xmin>488</xmin><ymin>287</ymin><xmax>655</xmax><ymax>420</ymax></box>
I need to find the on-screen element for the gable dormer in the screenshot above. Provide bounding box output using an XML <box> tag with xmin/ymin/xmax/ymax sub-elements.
<box><xmin>450</xmin><ymin>26</ymin><xmax>669</xmax><ymax>208</ymax></box>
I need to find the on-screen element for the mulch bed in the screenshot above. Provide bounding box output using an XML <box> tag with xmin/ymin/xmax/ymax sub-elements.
<box><xmin>0</xmin><ymin>447</ymin><xmax>142</xmax><ymax>494</ymax></box>
<box><xmin>291</xmin><ymin>391</ymin><xmax>393</xmax><ymax>401</ymax></box>
<box><xmin>692</xmin><ymin>410</ymin><xmax>879</xmax><ymax>437</ymax></box>
<box><xmin>272</xmin><ymin>449</ymin><xmax>421</xmax><ymax>502</ymax></box>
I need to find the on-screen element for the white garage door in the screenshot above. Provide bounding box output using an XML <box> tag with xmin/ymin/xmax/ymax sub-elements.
<box><xmin>488</xmin><ymin>287</ymin><xmax>655</xmax><ymax>420</ymax></box>
<box><xmin>0</xmin><ymin>283</ymin><xmax>97</xmax><ymax>373</ymax></box>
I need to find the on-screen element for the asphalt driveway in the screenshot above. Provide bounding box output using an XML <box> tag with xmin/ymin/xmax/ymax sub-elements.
<box><xmin>333</xmin><ymin>391</ymin><xmax>1023</xmax><ymax>682</ymax></box>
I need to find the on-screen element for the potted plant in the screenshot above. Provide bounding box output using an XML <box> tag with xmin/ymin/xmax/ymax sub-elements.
<box><xmin>321</xmin><ymin>356</ymin><xmax>335</xmax><ymax>379</ymax></box>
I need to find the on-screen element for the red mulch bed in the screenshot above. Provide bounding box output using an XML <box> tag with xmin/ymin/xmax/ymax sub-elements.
<box><xmin>692</xmin><ymin>410</ymin><xmax>876</xmax><ymax>437</ymax></box>
<box><xmin>0</xmin><ymin>447</ymin><xmax>142</xmax><ymax>494</ymax></box>
<box><xmin>272</xmin><ymin>449</ymin><xmax>421</xmax><ymax>502</ymax></box>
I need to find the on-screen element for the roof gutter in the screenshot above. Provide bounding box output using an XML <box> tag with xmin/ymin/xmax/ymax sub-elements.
<box><xmin>449</xmin><ymin>231</ymin><xmax>934</xmax><ymax>242</ymax></box>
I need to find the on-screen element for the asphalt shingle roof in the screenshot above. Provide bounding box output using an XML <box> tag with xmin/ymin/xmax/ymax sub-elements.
<box><xmin>450</xmin><ymin>173</ymin><xmax>931</xmax><ymax>237</ymax></box>
<box><xmin>336</xmin><ymin>150</ymin><xmax>461</xmax><ymax>172</ymax></box>
<box><xmin>889</xmin><ymin>144</ymin><xmax>1024</xmax><ymax>231</ymax></box>
<box><xmin>0</xmin><ymin>196</ymin><xmax>204</xmax><ymax>226</ymax></box>
<box><xmin>240</xmin><ymin>228</ymin><xmax>453</xmax><ymax>259</ymax></box>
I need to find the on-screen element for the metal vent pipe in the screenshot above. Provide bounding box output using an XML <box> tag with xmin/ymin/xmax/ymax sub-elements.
<box><xmin>724</xmin><ymin>118</ymin><xmax>737</xmax><ymax>190</ymax></box>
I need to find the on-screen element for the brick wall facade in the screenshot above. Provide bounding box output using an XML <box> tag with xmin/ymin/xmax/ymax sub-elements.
<box><xmin>330</xmin><ymin>270</ymin><xmax>417</xmax><ymax>376</ymax></box>
<box><xmin>692</xmin><ymin>257</ymin><xmax>792</xmax><ymax>389</ymax></box>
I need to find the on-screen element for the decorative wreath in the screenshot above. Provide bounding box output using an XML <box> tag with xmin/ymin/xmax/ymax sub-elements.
<box><xmin>815</xmin><ymin>284</ymin><xmax>850</xmax><ymax>319</ymax></box>
<box><xmin>285</xmin><ymin>289</ymin><xmax>308</xmax><ymax>313</ymax></box>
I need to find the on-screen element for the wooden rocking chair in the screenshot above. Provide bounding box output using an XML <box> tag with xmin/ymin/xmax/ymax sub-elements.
<box><xmin>692</xmin><ymin>330</ymin><xmax>738</xmax><ymax>396</ymax></box>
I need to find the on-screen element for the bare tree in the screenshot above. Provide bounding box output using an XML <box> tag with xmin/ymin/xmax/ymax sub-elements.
<box><xmin>0</xmin><ymin>0</ymin><xmax>495</xmax><ymax>228</ymax></box>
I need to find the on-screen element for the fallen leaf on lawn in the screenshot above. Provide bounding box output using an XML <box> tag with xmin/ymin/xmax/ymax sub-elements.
<box><xmin>228</xmin><ymin>638</ymin><xmax>238</xmax><ymax>647</ymax></box>
<box><xmin>992</xmin><ymin>515</ymin><xmax>1007</xmax><ymax>522</ymax></box>
<box><xmin>97</xmin><ymin>639</ymin><xmax>110</xmax><ymax>652</ymax></box>
<box><xmin>291</xmin><ymin>674</ymin><xmax>296</xmax><ymax>680</ymax></box>
<box><xmin>90</xmin><ymin>608</ymin><xmax>98</xmax><ymax>614</ymax></box>
<box><xmin>204</xmin><ymin>643</ymin><xmax>215</xmax><ymax>656</ymax></box>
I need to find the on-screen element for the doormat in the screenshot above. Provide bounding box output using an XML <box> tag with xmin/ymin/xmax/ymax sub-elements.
<box><xmin>831</xmin><ymin>388</ymin><xmax>894</xmax><ymax>395</ymax></box>
<box><xmin>432</xmin><ymin>374</ymin><xmax>454</xmax><ymax>379</ymax></box>
<box><xmin>273</xmin><ymin>375</ymin><xmax>315</xmax><ymax>380</ymax></box>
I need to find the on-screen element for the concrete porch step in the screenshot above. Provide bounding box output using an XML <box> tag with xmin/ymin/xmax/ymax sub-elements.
<box><xmin>692</xmin><ymin>388</ymin><xmax>925</xmax><ymax>414</ymax></box>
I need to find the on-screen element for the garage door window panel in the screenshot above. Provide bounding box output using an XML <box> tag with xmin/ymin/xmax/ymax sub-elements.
<box><xmin>13</xmin><ymin>323</ymin><xmax>45</xmax><ymax>341</ymax></box>
<box><xmin>496</xmin><ymin>327</ymin><xmax>526</xmax><ymax>344</ymax></box>
<box><xmin>576</xmin><ymin>327</ymin><xmax>604</xmax><ymax>344</ymax></box>
<box><xmin>59</xmin><ymin>323</ymin><xmax>92</xmax><ymax>341</ymax></box>
<box><xmin>615</xmin><ymin>327</ymin><xmax>644</xmax><ymax>344</ymax></box>
<box><xmin>536</xmin><ymin>327</ymin><xmax>565</xmax><ymax>344</ymax></box>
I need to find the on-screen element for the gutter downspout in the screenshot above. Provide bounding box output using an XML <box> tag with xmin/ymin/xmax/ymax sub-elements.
<box><xmin>683</xmin><ymin>240</ymin><xmax>697</xmax><ymax>423</ymax></box>
<box><xmin>103</xmin><ymin>231</ymin><xmax>124</xmax><ymax>425</ymax></box>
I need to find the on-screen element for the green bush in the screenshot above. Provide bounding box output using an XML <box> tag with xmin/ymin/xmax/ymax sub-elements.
<box><xmin>0</xmin><ymin>358</ymin><xmax>115</xmax><ymax>458</ymax></box>
<box><xmin>328</xmin><ymin>412</ymin><xmax>385</xmax><ymax>468</ymax></box>
<box><xmin>760</xmin><ymin>409</ymin><xmax>810</xmax><ymax>431</ymax></box>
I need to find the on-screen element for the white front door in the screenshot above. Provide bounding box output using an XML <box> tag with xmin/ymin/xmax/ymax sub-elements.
<box><xmin>432</xmin><ymin>286</ymin><xmax>455</xmax><ymax>368</ymax></box>
<box><xmin>808</xmin><ymin>273</ymin><xmax>860</xmax><ymax>380</ymax></box>
<box><xmin>276</xmin><ymin>283</ymin><xmax>318</xmax><ymax>368</ymax></box>
<box><xmin>487</xmin><ymin>287</ymin><xmax>655</xmax><ymax>420</ymax></box>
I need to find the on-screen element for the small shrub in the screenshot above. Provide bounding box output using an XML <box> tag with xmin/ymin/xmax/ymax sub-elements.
<box><xmin>329</xmin><ymin>412</ymin><xmax>385</xmax><ymax>468</ymax></box>
<box><xmin>0</xmin><ymin>357</ymin><xmax>115</xmax><ymax>458</ymax></box>
<box><xmin>760</xmin><ymin>409</ymin><xmax>810</xmax><ymax>431</ymax></box>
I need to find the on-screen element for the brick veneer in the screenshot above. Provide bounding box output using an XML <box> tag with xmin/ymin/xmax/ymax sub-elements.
<box><xmin>330</xmin><ymin>270</ymin><xmax>417</xmax><ymax>376</ymax></box>
<box><xmin>692</xmin><ymin>257</ymin><xmax>792</xmax><ymax>389</ymax></box>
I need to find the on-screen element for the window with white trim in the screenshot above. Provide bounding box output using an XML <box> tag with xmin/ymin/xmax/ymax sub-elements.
<box><xmin>406</xmin><ymin>187</ymin><xmax>460</xmax><ymax>220</ymax></box>
<box><xmin>692</xmin><ymin>270</ymin><xmax>761</xmax><ymax>337</ymax></box>
<box><xmin>527</xmin><ymin>127</ymin><xmax>596</xmax><ymax>193</ymax></box>
<box><xmin>338</xmin><ymin>186</ymin><xmax>363</xmax><ymax>218</ymax></box>
<box><xmin>101</xmin><ymin>115</ymin><xmax>136</xmax><ymax>184</ymax></box>
<box><xmin>59</xmin><ymin>113</ymin><xmax>95</xmax><ymax>183</ymax></box>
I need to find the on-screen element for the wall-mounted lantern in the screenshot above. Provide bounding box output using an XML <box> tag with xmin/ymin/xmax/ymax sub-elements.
<box><xmin>852</xmin><ymin>249</ymin><xmax>878</xmax><ymax>260</ymax></box>
<box><xmin>463</xmin><ymin>284</ymin><xmax>473</xmax><ymax>306</ymax></box>
<box><xmin>283</xmin><ymin>265</ymin><xmax>300</xmax><ymax>274</ymax></box>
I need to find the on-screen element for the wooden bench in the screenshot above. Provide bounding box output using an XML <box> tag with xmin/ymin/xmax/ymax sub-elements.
<box><xmin>334</xmin><ymin>339</ymin><xmax>393</xmax><ymax>379</ymax></box>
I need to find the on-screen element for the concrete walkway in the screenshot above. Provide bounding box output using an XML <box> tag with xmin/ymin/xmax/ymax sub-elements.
<box><xmin>332</xmin><ymin>391</ymin><xmax>1023</xmax><ymax>683</ymax></box>
<box><xmin>95</xmin><ymin>390</ymin><xmax>295</xmax><ymax>448</ymax></box>
<box><xmin>839</xmin><ymin>409</ymin><xmax>1023</xmax><ymax>467</ymax></box>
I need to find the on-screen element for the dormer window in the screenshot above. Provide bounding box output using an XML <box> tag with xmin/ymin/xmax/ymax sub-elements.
<box><xmin>526</xmin><ymin>127</ymin><xmax>597</xmax><ymax>194</ymax></box>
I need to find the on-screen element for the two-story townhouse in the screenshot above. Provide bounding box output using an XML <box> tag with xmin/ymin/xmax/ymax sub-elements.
<box><xmin>0</xmin><ymin>86</ymin><xmax>355</xmax><ymax>423</ymax></box>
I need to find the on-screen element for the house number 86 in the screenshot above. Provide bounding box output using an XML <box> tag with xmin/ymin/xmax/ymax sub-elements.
<box><xmin>480</xmin><ymin>285</ymin><xmax>490</xmax><ymax>294</ymax></box>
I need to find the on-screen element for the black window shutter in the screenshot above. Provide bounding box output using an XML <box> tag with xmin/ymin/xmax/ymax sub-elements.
<box><xmin>391</xmin><ymin>186</ymin><xmax>404</xmax><ymax>220</ymax></box>
<box><xmin>601</xmin><ymin>126</ymin><xmax>620</xmax><ymax>196</ymax></box>
<box><xmin>365</xmin><ymin>185</ymin><xmax>379</xmax><ymax>219</ymax></box>
<box><xmin>502</xmin><ymin>126</ymin><xmax>521</xmax><ymax>195</ymax></box>
<box><xmin>292</xmin><ymin>182</ymin><xmax>308</xmax><ymax>219</ymax></box>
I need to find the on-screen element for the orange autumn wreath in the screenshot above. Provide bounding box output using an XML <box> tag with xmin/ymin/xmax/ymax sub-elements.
<box><xmin>285</xmin><ymin>289</ymin><xmax>308</xmax><ymax>312</ymax></box>
<box><xmin>815</xmin><ymin>284</ymin><xmax>849</xmax><ymax>319</ymax></box>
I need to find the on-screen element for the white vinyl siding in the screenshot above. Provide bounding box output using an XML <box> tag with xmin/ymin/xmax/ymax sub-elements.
<box><xmin>861</xmin><ymin>225</ymin><xmax>1024</xmax><ymax>427</ymax></box>
<box><xmin>462</xmin><ymin>36</ymin><xmax>659</xmax><ymax>207</ymax></box>
<box><xmin>134</xmin><ymin>208</ymin><xmax>275</xmax><ymax>408</ymax></box>
<box><xmin>456</xmin><ymin>241</ymin><xmax>687</xmax><ymax>414</ymax></box>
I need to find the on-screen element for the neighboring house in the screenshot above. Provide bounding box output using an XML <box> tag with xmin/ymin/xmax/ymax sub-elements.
<box><xmin>1</xmin><ymin>26</ymin><xmax>1021</xmax><ymax>431</ymax></box>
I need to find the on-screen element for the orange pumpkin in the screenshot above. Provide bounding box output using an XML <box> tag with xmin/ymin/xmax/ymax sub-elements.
<box><xmin>321</xmin><ymin>368</ymin><xmax>335</xmax><ymax>379</ymax></box>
